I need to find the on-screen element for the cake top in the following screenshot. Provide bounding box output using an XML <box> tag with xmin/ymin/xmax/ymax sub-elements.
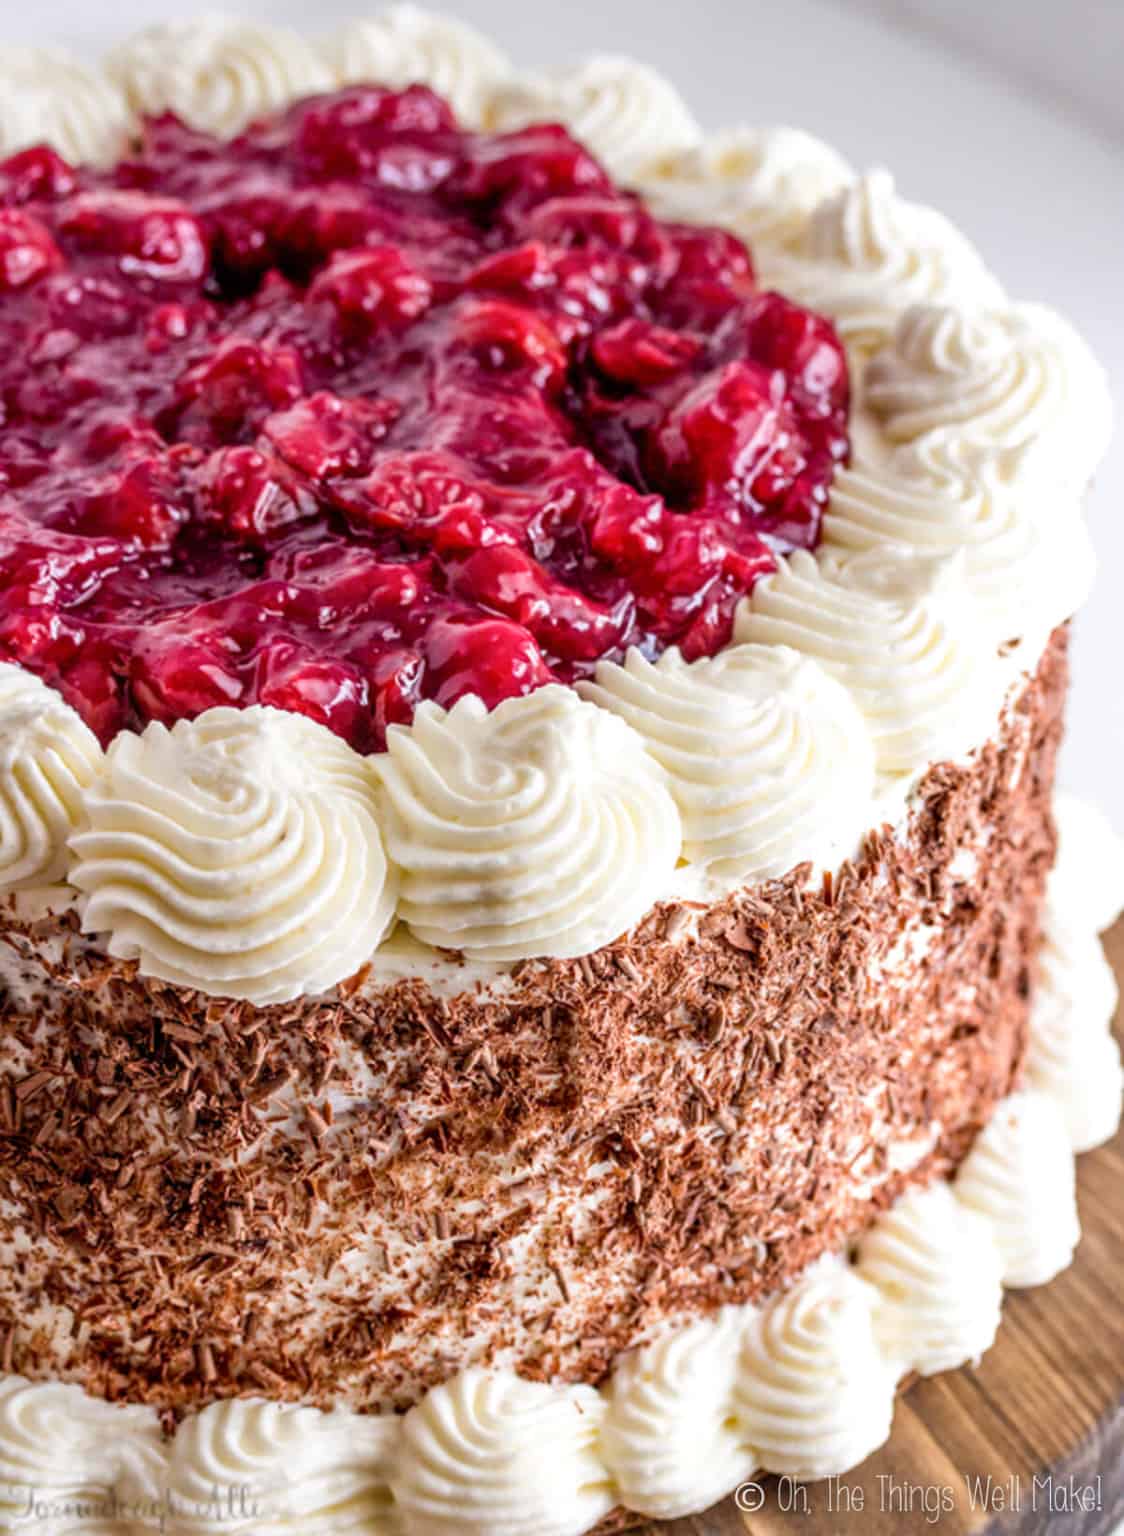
<box><xmin>0</xmin><ymin>87</ymin><xmax>847</xmax><ymax>754</ymax></box>
<box><xmin>0</xmin><ymin>10</ymin><xmax>1110</xmax><ymax>1000</ymax></box>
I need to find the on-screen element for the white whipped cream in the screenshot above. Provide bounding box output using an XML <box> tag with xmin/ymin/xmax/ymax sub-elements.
<box><xmin>761</xmin><ymin>170</ymin><xmax>1005</xmax><ymax>351</ymax></box>
<box><xmin>732</xmin><ymin>1258</ymin><xmax>895</xmax><ymax>1480</ymax></box>
<box><xmin>0</xmin><ymin>1376</ymin><xmax>162</xmax><ymax>1508</ymax></box>
<box><xmin>821</xmin><ymin>443</ymin><xmax>1088</xmax><ymax>642</ymax></box>
<box><xmin>489</xmin><ymin>55</ymin><xmax>700</xmax><ymax>178</ymax></box>
<box><xmin>865</xmin><ymin>301</ymin><xmax>1113</xmax><ymax>500</ymax></box>
<box><xmin>68</xmin><ymin>706</ymin><xmax>396</xmax><ymax>1005</ymax></box>
<box><xmin>855</xmin><ymin>1181</ymin><xmax>1002</xmax><ymax>1377</ymax></box>
<box><xmin>0</xmin><ymin>665</ymin><xmax>103</xmax><ymax>892</ymax></box>
<box><xmin>376</xmin><ymin>686</ymin><xmax>681</xmax><ymax>961</ymax></box>
<box><xmin>144</xmin><ymin>1398</ymin><xmax>396</xmax><ymax>1533</ymax></box>
<box><xmin>579</xmin><ymin>643</ymin><xmax>875</xmax><ymax>882</ymax></box>
<box><xmin>1025</xmin><ymin>918</ymin><xmax>1122</xmax><ymax>1153</ymax></box>
<box><xmin>955</xmin><ymin>1091</ymin><xmax>1080</xmax><ymax>1287</ymax></box>
<box><xmin>0</xmin><ymin>46</ymin><xmax>133</xmax><ymax>167</ymax></box>
<box><xmin>107</xmin><ymin>16</ymin><xmax>333</xmax><ymax>137</ymax></box>
<box><xmin>1049</xmin><ymin>790</ymin><xmax>1124</xmax><ymax>936</ymax></box>
<box><xmin>601</xmin><ymin>1308</ymin><xmax>756</xmax><ymax>1519</ymax></box>
<box><xmin>391</xmin><ymin>1369</ymin><xmax>614</xmax><ymax>1536</ymax></box>
<box><xmin>323</xmin><ymin>7</ymin><xmax>509</xmax><ymax>125</ymax></box>
<box><xmin>643</xmin><ymin>125</ymin><xmax>852</xmax><ymax>246</ymax></box>
<box><xmin>736</xmin><ymin>546</ymin><xmax>1008</xmax><ymax>775</ymax></box>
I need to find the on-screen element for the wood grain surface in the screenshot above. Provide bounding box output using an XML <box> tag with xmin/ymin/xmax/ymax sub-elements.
<box><xmin>632</xmin><ymin>917</ymin><xmax>1124</xmax><ymax>1536</ymax></box>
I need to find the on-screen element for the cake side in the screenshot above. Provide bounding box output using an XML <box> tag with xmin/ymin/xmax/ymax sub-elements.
<box><xmin>0</xmin><ymin>629</ymin><xmax>1067</xmax><ymax>1417</ymax></box>
<box><xmin>1</xmin><ymin>634</ymin><xmax>1119</xmax><ymax>1530</ymax></box>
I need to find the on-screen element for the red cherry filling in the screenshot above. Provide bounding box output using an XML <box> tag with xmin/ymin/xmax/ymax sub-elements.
<box><xmin>0</xmin><ymin>87</ymin><xmax>849</xmax><ymax>751</ymax></box>
<box><xmin>309</xmin><ymin>245</ymin><xmax>434</xmax><ymax>337</ymax></box>
<box><xmin>0</xmin><ymin>210</ymin><xmax>62</xmax><ymax>290</ymax></box>
<box><xmin>57</xmin><ymin>190</ymin><xmax>209</xmax><ymax>282</ymax></box>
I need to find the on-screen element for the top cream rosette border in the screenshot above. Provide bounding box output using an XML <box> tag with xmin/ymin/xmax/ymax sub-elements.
<box><xmin>0</xmin><ymin>7</ymin><xmax>1112</xmax><ymax>1003</ymax></box>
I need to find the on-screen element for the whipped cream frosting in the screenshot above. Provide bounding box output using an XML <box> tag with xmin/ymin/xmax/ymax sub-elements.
<box><xmin>0</xmin><ymin>19</ymin><xmax>1116</xmax><ymax>1533</ymax></box>
<box><xmin>391</xmin><ymin>1370</ymin><xmax>614</xmax><ymax>1536</ymax></box>
<box><xmin>600</xmin><ymin>1308</ymin><xmax>755</xmax><ymax>1519</ymax></box>
<box><xmin>376</xmin><ymin>686</ymin><xmax>681</xmax><ymax>961</ymax></box>
<box><xmin>1024</xmin><ymin>921</ymin><xmax>1122</xmax><ymax>1153</ymax></box>
<box><xmin>865</xmin><ymin>302</ymin><xmax>1113</xmax><ymax>497</ymax></box>
<box><xmin>821</xmin><ymin>444</ymin><xmax>1091</xmax><ymax>643</ymax></box>
<box><xmin>0</xmin><ymin>46</ymin><xmax>133</xmax><ymax>167</ymax></box>
<box><xmin>136</xmin><ymin>1398</ymin><xmax>398</xmax><ymax>1532</ymax></box>
<box><xmin>0</xmin><ymin>1375</ymin><xmax>164</xmax><ymax>1509</ymax></box>
<box><xmin>69</xmin><ymin>706</ymin><xmax>396</xmax><ymax>1004</ymax></box>
<box><xmin>324</xmin><ymin>6</ymin><xmax>509</xmax><ymax>125</ymax></box>
<box><xmin>736</xmin><ymin>546</ymin><xmax>1007</xmax><ymax>775</ymax></box>
<box><xmin>733</xmin><ymin>1259</ymin><xmax>895</xmax><ymax>1480</ymax></box>
<box><xmin>761</xmin><ymin>171</ymin><xmax>1005</xmax><ymax>352</ymax></box>
<box><xmin>579</xmin><ymin>643</ymin><xmax>875</xmax><ymax>883</ymax></box>
<box><xmin>855</xmin><ymin>1180</ymin><xmax>1003</xmax><ymax>1377</ymax></box>
<box><xmin>1048</xmin><ymin>789</ymin><xmax>1124</xmax><ymax>938</ymax></box>
<box><xmin>0</xmin><ymin>1052</ymin><xmax>1103</xmax><ymax>1532</ymax></box>
<box><xmin>108</xmin><ymin>15</ymin><xmax>333</xmax><ymax>137</ymax></box>
<box><xmin>0</xmin><ymin>664</ymin><xmax>103</xmax><ymax>892</ymax></box>
<box><xmin>644</xmin><ymin>125</ymin><xmax>852</xmax><ymax>247</ymax></box>
<box><xmin>954</xmin><ymin>1091</ymin><xmax>1080</xmax><ymax>1288</ymax></box>
<box><xmin>489</xmin><ymin>55</ymin><xmax>701</xmax><ymax>178</ymax></box>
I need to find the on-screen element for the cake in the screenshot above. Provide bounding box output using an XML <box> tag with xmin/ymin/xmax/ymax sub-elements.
<box><xmin>0</xmin><ymin>11</ymin><xmax>1119</xmax><ymax>1531</ymax></box>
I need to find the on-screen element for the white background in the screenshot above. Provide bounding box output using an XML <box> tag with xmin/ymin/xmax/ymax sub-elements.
<box><xmin>7</xmin><ymin>0</ymin><xmax>1124</xmax><ymax>827</ymax></box>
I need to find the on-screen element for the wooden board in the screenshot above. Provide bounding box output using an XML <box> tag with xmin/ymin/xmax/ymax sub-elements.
<box><xmin>634</xmin><ymin>916</ymin><xmax>1124</xmax><ymax>1536</ymax></box>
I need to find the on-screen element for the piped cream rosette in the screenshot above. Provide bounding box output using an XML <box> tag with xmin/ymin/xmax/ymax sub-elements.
<box><xmin>0</xmin><ymin>46</ymin><xmax>133</xmax><ymax>166</ymax></box>
<box><xmin>486</xmin><ymin>54</ymin><xmax>702</xmax><ymax>177</ymax></box>
<box><xmin>126</xmin><ymin>1396</ymin><xmax>399</xmax><ymax>1533</ymax></box>
<box><xmin>821</xmin><ymin>441</ymin><xmax>1095</xmax><ymax>643</ymax></box>
<box><xmin>820</xmin><ymin>297</ymin><xmax>1108</xmax><ymax>646</ymax></box>
<box><xmin>106</xmin><ymin>15</ymin><xmax>332</xmax><ymax>138</ymax></box>
<box><xmin>755</xmin><ymin>170</ymin><xmax>1005</xmax><ymax>355</ymax></box>
<box><xmin>68</xmin><ymin>706</ymin><xmax>396</xmax><ymax>1005</ymax></box>
<box><xmin>863</xmin><ymin>300</ymin><xmax>1113</xmax><ymax>493</ymax></box>
<box><xmin>322</xmin><ymin>6</ymin><xmax>511</xmax><ymax>125</ymax></box>
<box><xmin>1026</xmin><ymin>817</ymin><xmax>1124</xmax><ymax>1154</ymax></box>
<box><xmin>641</xmin><ymin>125</ymin><xmax>852</xmax><ymax>247</ymax></box>
<box><xmin>0</xmin><ymin>15</ymin><xmax>1116</xmax><ymax>1533</ymax></box>
<box><xmin>0</xmin><ymin>664</ymin><xmax>104</xmax><ymax>891</ymax></box>
<box><xmin>578</xmin><ymin>642</ymin><xmax>875</xmax><ymax>884</ymax></box>
<box><xmin>391</xmin><ymin>1370</ymin><xmax>614</xmax><ymax>1536</ymax></box>
<box><xmin>374</xmin><ymin>685</ymin><xmax>682</xmax><ymax>962</ymax></box>
<box><xmin>736</xmin><ymin>545</ymin><xmax>1009</xmax><ymax>776</ymax></box>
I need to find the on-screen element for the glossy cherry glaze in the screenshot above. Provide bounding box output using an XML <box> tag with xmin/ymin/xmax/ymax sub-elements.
<box><xmin>0</xmin><ymin>88</ymin><xmax>849</xmax><ymax>750</ymax></box>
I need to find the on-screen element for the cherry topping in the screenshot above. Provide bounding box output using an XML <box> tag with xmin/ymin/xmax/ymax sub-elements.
<box><xmin>310</xmin><ymin>245</ymin><xmax>434</xmax><ymax>337</ymax></box>
<box><xmin>0</xmin><ymin>145</ymin><xmax>78</xmax><ymax>206</ymax></box>
<box><xmin>58</xmin><ymin>191</ymin><xmax>209</xmax><ymax>283</ymax></box>
<box><xmin>0</xmin><ymin>209</ymin><xmax>62</xmax><ymax>289</ymax></box>
<box><xmin>0</xmin><ymin>88</ymin><xmax>849</xmax><ymax>751</ymax></box>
